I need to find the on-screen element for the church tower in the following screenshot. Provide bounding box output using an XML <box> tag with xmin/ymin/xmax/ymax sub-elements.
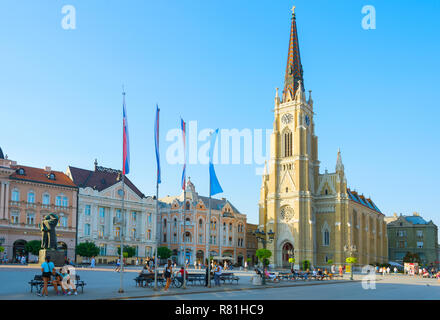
<box><xmin>259</xmin><ymin>6</ymin><xmax>319</xmax><ymax>267</ymax></box>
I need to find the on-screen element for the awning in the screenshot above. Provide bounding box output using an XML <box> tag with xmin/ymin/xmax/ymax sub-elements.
<box><xmin>212</xmin><ymin>256</ymin><xmax>234</xmax><ymax>261</ymax></box>
<box><xmin>388</xmin><ymin>261</ymin><xmax>403</xmax><ymax>267</ymax></box>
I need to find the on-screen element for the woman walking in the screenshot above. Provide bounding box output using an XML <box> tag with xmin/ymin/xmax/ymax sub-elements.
<box><xmin>163</xmin><ymin>259</ymin><xmax>173</xmax><ymax>291</ymax></box>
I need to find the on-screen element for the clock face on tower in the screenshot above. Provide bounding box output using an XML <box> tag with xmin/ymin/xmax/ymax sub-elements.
<box><xmin>282</xmin><ymin>113</ymin><xmax>293</xmax><ymax>124</ymax></box>
<box><xmin>305</xmin><ymin>114</ymin><xmax>310</xmax><ymax>126</ymax></box>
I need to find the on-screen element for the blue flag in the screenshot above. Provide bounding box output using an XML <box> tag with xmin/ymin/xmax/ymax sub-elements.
<box><xmin>209</xmin><ymin>129</ymin><xmax>223</xmax><ymax>196</ymax></box>
<box><xmin>154</xmin><ymin>105</ymin><xmax>161</xmax><ymax>184</ymax></box>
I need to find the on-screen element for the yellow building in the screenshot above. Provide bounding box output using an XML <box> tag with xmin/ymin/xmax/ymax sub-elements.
<box><xmin>258</xmin><ymin>7</ymin><xmax>388</xmax><ymax>268</ymax></box>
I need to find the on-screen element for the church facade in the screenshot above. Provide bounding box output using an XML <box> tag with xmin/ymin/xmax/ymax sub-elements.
<box><xmin>258</xmin><ymin>8</ymin><xmax>388</xmax><ymax>268</ymax></box>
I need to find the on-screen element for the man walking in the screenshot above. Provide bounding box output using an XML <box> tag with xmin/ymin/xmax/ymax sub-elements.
<box><xmin>214</xmin><ymin>261</ymin><xmax>222</xmax><ymax>286</ymax></box>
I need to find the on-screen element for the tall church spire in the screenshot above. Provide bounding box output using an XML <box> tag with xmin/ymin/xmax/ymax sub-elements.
<box><xmin>283</xmin><ymin>5</ymin><xmax>304</xmax><ymax>102</ymax></box>
<box><xmin>336</xmin><ymin>148</ymin><xmax>344</xmax><ymax>173</ymax></box>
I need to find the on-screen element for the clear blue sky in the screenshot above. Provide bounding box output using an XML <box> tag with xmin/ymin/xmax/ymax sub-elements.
<box><xmin>1</xmin><ymin>0</ymin><xmax>439</xmax><ymax>227</ymax></box>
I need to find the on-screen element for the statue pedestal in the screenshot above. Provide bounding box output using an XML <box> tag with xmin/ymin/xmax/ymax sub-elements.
<box><xmin>39</xmin><ymin>249</ymin><xmax>65</xmax><ymax>267</ymax></box>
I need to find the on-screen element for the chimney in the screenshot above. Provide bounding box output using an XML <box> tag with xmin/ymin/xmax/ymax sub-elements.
<box><xmin>45</xmin><ymin>166</ymin><xmax>51</xmax><ymax>172</ymax></box>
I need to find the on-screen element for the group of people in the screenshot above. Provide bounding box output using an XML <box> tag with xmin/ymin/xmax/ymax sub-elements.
<box><xmin>38</xmin><ymin>256</ymin><xmax>78</xmax><ymax>297</ymax></box>
<box><xmin>136</xmin><ymin>258</ymin><xmax>227</xmax><ymax>291</ymax></box>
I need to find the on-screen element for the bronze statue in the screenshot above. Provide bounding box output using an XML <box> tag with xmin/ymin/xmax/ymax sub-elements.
<box><xmin>40</xmin><ymin>213</ymin><xmax>59</xmax><ymax>249</ymax></box>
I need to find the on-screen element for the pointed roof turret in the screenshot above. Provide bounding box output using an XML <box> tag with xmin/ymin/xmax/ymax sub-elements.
<box><xmin>283</xmin><ymin>5</ymin><xmax>304</xmax><ymax>103</ymax></box>
<box><xmin>336</xmin><ymin>148</ymin><xmax>344</xmax><ymax>173</ymax></box>
<box><xmin>0</xmin><ymin>147</ymin><xmax>4</xmax><ymax>160</ymax></box>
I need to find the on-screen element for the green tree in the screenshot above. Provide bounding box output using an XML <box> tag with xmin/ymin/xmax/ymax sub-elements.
<box><xmin>25</xmin><ymin>240</ymin><xmax>41</xmax><ymax>256</ymax></box>
<box><xmin>403</xmin><ymin>252</ymin><xmax>421</xmax><ymax>263</ymax></box>
<box><xmin>156</xmin><ymin>247</ymin><xmax>172</xmax><ymax>260</ymax></box>
<box><xmin>327</xmin><ymin>259</ymin><xmax>334</xmax><ymax>265</ymax></box>
<box><xmin>302</xmin><ymin>260</ymin><xmax>310</xmax><ymax>270</ymax></box>
<box><xmin>0</xmin><ymin>246</ymin><xmax>5</xmax><ymax>253</ymax></box>
<box><xmin>117</xmin><ymin>246</ymin><xmax>136</xmax><ymax>258</ymax></box>
<box><xmin>76</xmin><ymin>241</ymin><xmax>100</xmax><ymax>258</ymax></box>
<box><xmin>256</xmin><ymin>249</ymin><xmax>272</xmax><ymax>267</ymax></box>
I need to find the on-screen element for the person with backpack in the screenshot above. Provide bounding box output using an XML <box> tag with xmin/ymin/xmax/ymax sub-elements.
<box><xmin>163</xmin><ymin>259</ymin><xmax>173</xmax><ymax>291</ymax></box>
<box><xmin>214</xmin><ymin>261</ymin><xmax>222</xmax><ymax>286</ymax></box>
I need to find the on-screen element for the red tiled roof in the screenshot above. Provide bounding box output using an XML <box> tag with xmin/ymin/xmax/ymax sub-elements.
<box><xmin>10</xmin><ymin>165</ymin><xmax>77</xmax><ymax>188</ymax></box>
<box><xmin>68</xmin><ymin>166</ymin><xmax>144</xmax><ymax>198</ymax></box>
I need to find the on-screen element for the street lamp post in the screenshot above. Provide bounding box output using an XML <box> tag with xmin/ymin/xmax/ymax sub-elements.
<box><xmin>252</xmin><ymin>228</ymin><xmax>275</xmax><ymax>285</ymax></box>
<box><xmin>344</xmin><ymin>244</ymin><xmax>357</xmax><ymax>281</ymax></box>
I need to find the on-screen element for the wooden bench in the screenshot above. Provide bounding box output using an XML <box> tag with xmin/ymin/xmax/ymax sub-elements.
<box><xmin>220</xmin><ymin>272</ymin><xmax>239</xmax><ymax>284</ymax></box>
<box><xmin>187</xmin><ymin>273</ymin><xmax>206</xmax><ymax>286</ymax></box>
<box><xmin>134</xmin><ymin>273</ymin><xmax>166</xmax><ymax>287</ymax></box>
<box><xmin>30</xmin><ymin>274</ymin><xmax>86</xmax><ymax>294</ymax></box>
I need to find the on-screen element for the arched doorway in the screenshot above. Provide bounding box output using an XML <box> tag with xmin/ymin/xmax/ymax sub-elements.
<box><xmin>237</xmin><ymin>255</ymin><xmax>244</xmax><ymax>266</ymax></box>
<box><xmin>13</xmin><ymin>239</ymin><xmax>27</xmax><ymax>263</ymax></box>
<box><xmin>282</xmin><ymin>242</ymin><xmax>294</xmax><ymax>267</ymax></box>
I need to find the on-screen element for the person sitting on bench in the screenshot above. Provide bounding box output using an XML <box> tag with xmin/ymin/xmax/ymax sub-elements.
<box><xmin>264</xmin><ymin>268</ymin><xmax>279</xmax><ymax>282</ymax></box>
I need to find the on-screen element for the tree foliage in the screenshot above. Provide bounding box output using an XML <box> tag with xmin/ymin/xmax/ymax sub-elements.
<box><xmin>256</xmin><ymin>249</ymin><xmax>272</xmax><ymax>266</ymax></box>
<box><xmin>346</xmin><ymin>257</ymin><xmax>357</xmax><ymax>264</ymax></box>
<box><xmin>0</xmin><ymin>246</ymin><xmax>4</xmax><ymax>253</ymax></box>
<box><xmin>117</xmin><ymin>246</ymin><xmax>137</xmax><ymax>258</ymax></box>
<box><xmin>25</xmin><ymin>240</ymin><xmax>41</xmax><ymax>256</ymax></box>
<box><xmin>403</xmin><ymin>252</ymin><xmax>421</xmax><ymax>263</ymax></box>
<box><xmin>327</xmin><ymin>259</ymin><xmax>334</xmax><ymax>265</ymax></box>
<box><xmin>157</xmin><ymin>247</ymin><xmax>172</xmax><ymax>260</ymax></box>
<box><xmin>76</xmin><ymin>241</ymin><xmax>100</xmax><ymax>258</ymax></box>
<box><xmin>302</xmin><ymin>260</ymin><xmax>311</xmax><ymax>270</ymax></box>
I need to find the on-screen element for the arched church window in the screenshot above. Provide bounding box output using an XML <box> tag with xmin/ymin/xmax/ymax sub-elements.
<box><xmin>286</xmin><ymin>187</ymin><xmax>288</xmax><ymax>193</ymax></box>
<box><xmin>282</xmin><ymin>129</ymin><xmax>293</xmax><ymax>157</ymax></box>
<box><xmin>324</xmin><ymin>229</ymin><xmax>330</xmax><ymax>246</ymax></box>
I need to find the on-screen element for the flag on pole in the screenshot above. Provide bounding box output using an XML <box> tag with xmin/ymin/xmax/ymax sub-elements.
<box><xmin>154</xmin><ymin>105</ymin><xmax>161</xmax><ymax>184</ymax></box>
<box><xmin>208</xmin><ymin>128</ymin><xmax>223</xmax><ymax>196</ymax></box>
<box><xmin>122</xmin><ymin>91</ymin><xmax>130</xmax><ymax>175</ymax></box>
<box><xmin>181</xmin><ymin>118</ymin><xmax>186</xmax><ymax>190</ymax></box>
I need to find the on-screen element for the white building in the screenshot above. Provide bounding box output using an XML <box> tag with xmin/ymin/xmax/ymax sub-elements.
<box><xmin>67</xmin><ymin>162</ymin><xmax>157</xmax><ymax>263</ymax></box>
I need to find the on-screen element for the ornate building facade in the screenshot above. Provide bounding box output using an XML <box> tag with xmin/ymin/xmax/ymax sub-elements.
<box><xmin>386</xmin><ymin>212</ymin><xmax>438</xmax><ymax>266</ymax></box>
<box><xmin>0</xmin><ymin>148</ymin><xmax>78</xmax><ymax>261</ymax></box>
<box><xmin>158</xmin><ymin>179</ymin><xmax>247</xmax><ymax>266</ymax></box>
<box><xmin>258</xmin><ymin>8</ymin><xmax>388</xmax><ymax>268</ymax></box>
<box><xmin>67</xmin><ymin>161</ymin><xmax>156</xmax><ymax>264</ymax></box>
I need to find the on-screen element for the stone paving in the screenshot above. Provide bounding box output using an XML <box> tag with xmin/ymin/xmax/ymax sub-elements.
<box><xmin>0</xmin><ymin>265</ymin><xmax>352</xmax><ymax>300</ymax></box>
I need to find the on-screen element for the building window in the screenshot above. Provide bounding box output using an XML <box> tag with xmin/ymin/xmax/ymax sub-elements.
<box><xmin>199</xmin><ymin>234</ymin><xmax>203</xmax><ymax>244</ymax></box>
<box><xmin>26</xmin><ymin>213</ymin><xmax>35</xmax><ymax>225</ymax></box>
<box><xmin>99</xmin><ymin>244</ymin><xmax>107</xmax><ymax>256</ymax></box>
<box><xmin>85</xmin><ymin>205</ymin><xmax>91</xmax><ymax>216</ymax></box>
<box><xmin>283</xmin><ymin>130</ymin><xmax>293</xmax><ymax>157</ymax></box>
<box><xmin>229</xmin><ymin>223</ymin><xmax>232</xmax><ymax>231</ymax></box>
<box><xmin>27</xmin><ymin>192</ymin><xmax>35</xmax><ymax>204</ymax></box>
<box><xmin>132</xmin><ymin>212</ymin><xmax>137</xmax><ymax>222</ymax></box>
<box><xmin>12</xmin><ymin>189</ymin><xmax>20</xmax><ymax>202</ymax></box>
<box><xmin>163</xmin><ymin>233</ymin><xmax>167</xmax><ymax>242</ymax></box>
<box><xmin>42</xmin><ymin>194</ymin><xmax>50</xmax><ymax>205</ymax></box>
<box><xmin>11</xmin><ymin>211</ymin><xmax>19</xmax><ymax>224</ymax></box>
<box><xmin>99</xmin><ymin>207</ymin><xmax>105</xmax><ymax>218</ymax></box>
<box><xmin>416</xmin><ymin>230</ymin><xmax>423</xmax><ymax>239</ymax></box>
<box><xmin>115</xmin><ymin>227</ymin><xmax>120</xmax><ymax>238</ymax></box>
<box><xmin>417</xmin><ymin>241</ymin><xmax>424</xmax><ymax>248</ymax></box>
<box><xmin>116</xmin><ymin>209</ymin><xmax>121</xmax><ymax>220</ymax></box>
<box><xmin>173</xmin><ymin>218</ymin><xmax>177</xmax><ymax>227</ymax></box>
<box><xmin>148</xmin><ymin>213</ymin><xmax>152</xmax><ymax>224</ymax></box>
<box><xmin>84</xmin><ymin>223</ymin><xmax>91</xmax><ymax>236</ymax></box>
<box><xmin>61</xmin><ymin>216</ymin><xmax>68</xmax><ymax>228</ymax></box>
<box><xmin>132</xmin><ymin>228</ymin><xmax>137</xmax><ymax>239</ymax></box>
<box><xmin>398</xmin><ymin>241</ymin><xmax>406</xmax><ymax>248</ymax></box>
<box><xmin>147</xmin><ymin>229</ymin><xmax>151</xmax><ymax>241</ymax></box>
<box><xmin>173</xmin><ymin>233</ymin><xmax>177</xmax><ymax>243</ymax></box>
<box><xmin>183</xmin><ymin>232</ymin><xmax>191</xmax><ymax>243</ymax></box>
<box><xmin>229</xmin><ymin>237</ymin><xmax>232</xmax><ymax>246</ymax></box>
<box><xmin>397</xmin><ymin>230</ymin><xmax>406</xmax><ymax>237</ymax></box>
<box><xmin>185</xmin><ymin>217</ymin><xmax>191</xmax><ymax>226</ymax></box>
<box><xmin>323</xmin><ymin>229</ymin><xmax>330</xmax><ymax>246</ymax></box>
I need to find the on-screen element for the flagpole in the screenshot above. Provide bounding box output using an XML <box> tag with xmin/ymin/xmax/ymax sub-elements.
<box><xmin>118</xmin><ymin>173</ymin><xmax>125</xmax><ymax>293</ymax></box>
<box><xmin>207</xmin><ymin>181</ymin><xmax>212</xmax><ymax>288</ymax></box>
<box><xmin>154</xmin><ymin>181</ymin><xmax>159</xmax><ymax>291</ymax></box>
<box><xmin>118</xmin><ymin>88</ymin><xmax>126</xmax><ymax>294</ymax></box>
<box><xmin>182</xmin><ymin>119</ymin><xmax>187</xmax><ymax>289</ymax></box>
<box><xmin>154</xmin><ymin>105</ymin><xmax>160</xmax><ymax>291</ymax></box>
